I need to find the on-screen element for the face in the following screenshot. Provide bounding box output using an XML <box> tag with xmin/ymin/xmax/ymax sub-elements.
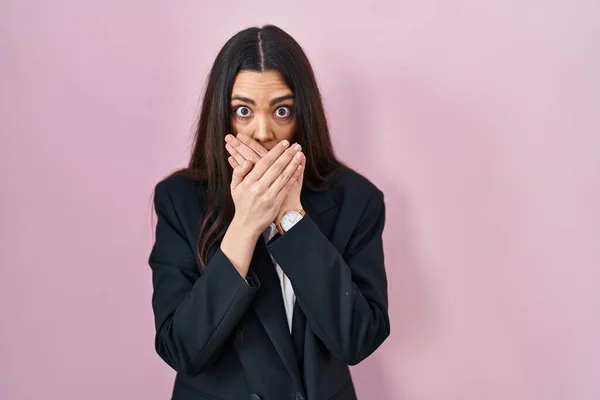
<box><xmin>230</xmin><ymin>70</ymin><xmax>296</xmax><ymax>150</ymax></box>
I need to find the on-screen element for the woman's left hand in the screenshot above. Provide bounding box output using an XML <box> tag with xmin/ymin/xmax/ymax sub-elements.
<box><xmin>225</xmin><ymin>133</ymin><xmax>305</xmax><ymax>223</ymax></box>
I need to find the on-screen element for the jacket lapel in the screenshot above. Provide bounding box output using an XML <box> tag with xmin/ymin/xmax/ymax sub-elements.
<box><xmin>250</xmin><ymin>234</ymin><xmax>303</xmax><ymax>389</ymax></box>
<box><xmin>249</xmin><ymin>189</ymin><xmax>337</xmax><ymax>384</ymax></box>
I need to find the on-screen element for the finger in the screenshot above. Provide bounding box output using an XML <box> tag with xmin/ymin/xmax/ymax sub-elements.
<box><xmin>274</xmin><ymin>164</ymin><xmax>303</xmax><ymax>205</ymax></box>
<box><xmin>264</xmin><ymin>149</ymin><xmax>304</xmax><ymax>197</ymax></box>
<box><xmin>260</xmin><ymin>144</ymin><xmax>303</xmax><ymax>189</ymax></box>
<box><xmin>230</xmin><ymin>160</ymin><xmax>252</xmax><ymax>189</ymax></box>
<box><xmin>298</xmin><ymin>155</ymin><xmax>306</xmax><ymax>184</ymax></box>
<box><xmin>226</xmin><ymin>134</ymin><xmax>262</xmax><ymax>163</ymax></box>
<box><xmin>246</xmin><ymin>139</ymin><xmax>292</xmax><ymax>182</ymax></box>
<box><xmin>225</xmin><ymin>143</ymin><xmax>246</xmax><ymax>167</ymax></box>
<box><xmin>236</xmin><ymin>133</ymin><xmax>269</xmax><ymax>157</ymax></box>
<box><xmin>227</xmin><ymin>156</ymin><xmax>239</xmax><ymax>169</ymax></box>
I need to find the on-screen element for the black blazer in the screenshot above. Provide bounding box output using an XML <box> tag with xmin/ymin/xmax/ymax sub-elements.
<box><xmin>149</xmin><ymin>167</ymin><xmax>390</xmax><ymax>400</ymax></box>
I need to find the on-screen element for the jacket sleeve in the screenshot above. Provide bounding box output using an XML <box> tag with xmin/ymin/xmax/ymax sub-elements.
<box><xmin>148</xmin><ymin>181</ymin><xmax>260</xmax><ymax>375</ymax></box>
<box><xmin>266</xmin><ymin>191</ymin><xmax>389</xmax><ymax>365</ymax></box>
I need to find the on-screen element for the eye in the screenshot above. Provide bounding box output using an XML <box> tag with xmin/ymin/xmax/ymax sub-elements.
<box><xmin>275</xmin><ymin>106</ymin><xmax>292</xmax><ymax>119</ymax></box>
<box><xmin>235</xmin><ymin>106</ymin><xmax>252</xmax><ymax>118</ymax></box>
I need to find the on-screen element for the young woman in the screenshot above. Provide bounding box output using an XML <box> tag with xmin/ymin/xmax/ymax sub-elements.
<box><xmin>149</xmin><ymin>24</ymin><xmax>390</xmax><ymax>400</ymax></box>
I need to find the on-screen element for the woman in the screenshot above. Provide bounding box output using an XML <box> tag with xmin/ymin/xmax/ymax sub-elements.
<box><xmin>149</xmin><ymin>25</ymin><xmax>390</xmax><ymax>400</ymax></box>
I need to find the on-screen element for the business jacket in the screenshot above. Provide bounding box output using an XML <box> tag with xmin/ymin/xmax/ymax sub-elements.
<box><xmin>149</xmin><ymin>167</ymin><xmax>390</xmax><ymax>400</ymax></box>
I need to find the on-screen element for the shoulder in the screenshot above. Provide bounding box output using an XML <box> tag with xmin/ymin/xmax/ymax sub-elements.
<box><xmin>323</xmin><ymin>167</ymin><xmax>385</xmax><ymax>243</ymax></box>
<box><xmin>331</xmin><ymin>166</ymin><xmax>384</xmax><ymax>204</ymax></box>
<box><xmin>153</xmin><ymin>173</ymin><xmax>206</xmax><ymax>209</ymax></box>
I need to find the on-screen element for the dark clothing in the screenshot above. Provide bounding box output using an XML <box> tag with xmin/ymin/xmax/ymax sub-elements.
<box><xmin>149</xmin><ymin>168</ymin><xmax>390</xmax><ymax>400</ymax></box>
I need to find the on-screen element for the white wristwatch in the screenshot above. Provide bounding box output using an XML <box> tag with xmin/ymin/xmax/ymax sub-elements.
<box><xmin>276</xmin><ymin>209</ymin><xmax>306</xmax><ymax>234</ymax></box>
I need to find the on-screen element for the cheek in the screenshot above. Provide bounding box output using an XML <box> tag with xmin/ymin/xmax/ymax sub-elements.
<box><xmin>230</xmin><ymin>118</ymin><xmax>251</xmax><ymax>136</ymax></box>
<box><xmin>275</xmin><ymin>121</ymin><xmax>296</xmax><ymax>141</ymax></box>
<box><xmin>230</xmin><ymin>118</ymin><xmax>241</xmax><ymax>132</ymax></box>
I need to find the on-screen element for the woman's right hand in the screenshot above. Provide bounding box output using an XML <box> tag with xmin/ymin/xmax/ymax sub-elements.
<box><xmin>229</xmin><ymin>140</ymin><xmax>304</xmax><ymax>236</ymax></box>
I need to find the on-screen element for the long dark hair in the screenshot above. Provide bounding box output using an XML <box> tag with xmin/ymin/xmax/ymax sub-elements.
<box><xmin>167</xmin><ymin>24</ymin><xmax>346</xmax><ymax>270</ymax></box>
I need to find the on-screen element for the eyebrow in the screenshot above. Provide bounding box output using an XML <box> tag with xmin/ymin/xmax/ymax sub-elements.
<box><xmin>231</xmin><ymin>94</ymin><xmax>294</xmax><ymax>107</ymax></box>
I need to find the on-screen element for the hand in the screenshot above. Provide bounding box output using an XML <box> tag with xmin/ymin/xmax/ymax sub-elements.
<box><xmin>225</xmin><ymin>134</ymin><xmax>305</xmax><ymax>223</ymax></box>
<box><xmin>275</xmin><ymin>151</ymin><xmax>305</xmax><ymax>223</ymax></box>
<box><xmin>225</xmin><ymin>133</ymin><xmax>268</xmax><ymax>165</ymax></box>
<box><xmin>227</xmin><ymin>138</ymin><xmax>305</xmax><ymax>236</ymax></box>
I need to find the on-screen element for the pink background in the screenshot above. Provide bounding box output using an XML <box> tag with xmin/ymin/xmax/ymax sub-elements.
<box><xmin>1</xmin><ymin>1</ymin><xmax>599</xmax><ymax>399</ymax></box>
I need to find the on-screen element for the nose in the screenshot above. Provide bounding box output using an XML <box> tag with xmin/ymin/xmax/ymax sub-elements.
<box><xmin>251</xmin><ymin>114</ymin><xmax>274</xmax><ymax>144</ymax></box>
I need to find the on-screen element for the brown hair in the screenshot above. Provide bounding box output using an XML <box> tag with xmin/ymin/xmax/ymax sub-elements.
<box><xmin>166</xmin><ymin>24</ymin><xmax>346</xmax><ymax>270</ymax></box>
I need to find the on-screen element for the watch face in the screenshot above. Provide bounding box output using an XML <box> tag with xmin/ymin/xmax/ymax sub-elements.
<box><xmin>281</xmin><ymin>211</ymin><xmax>303</xmax><ymax>231</ymax></box>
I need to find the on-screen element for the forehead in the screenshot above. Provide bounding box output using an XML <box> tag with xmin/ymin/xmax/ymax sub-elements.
<box><xmin>231</xmin><ymin>70</ymin><xmax>292</xmax><ymax>101</ymax></box>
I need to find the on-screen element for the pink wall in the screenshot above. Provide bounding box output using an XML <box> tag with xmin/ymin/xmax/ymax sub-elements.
<box><xmin>1</xmin><ymin>1</ymin><xmax>599</xmax><ymax>399</ymax></box>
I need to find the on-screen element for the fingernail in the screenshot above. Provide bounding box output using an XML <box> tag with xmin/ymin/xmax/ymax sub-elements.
<box><xmin>294</xmin><ymin>144</ymin><xmax>301</xmax><ymax>151</ymax></box>
<box><xmin>237</xmin><ymin>133</ymin><xmax>244</xmax><ymax>139</ymax></box>
<box><xmin>225</xmin><ymin>135</ymin><xmax>232</xmax><ymax>142</ymax></box>
<box><xmin>281</xmin><ymin>140</ymin><xmax>289</xmax><ymax>147</ymax></box>
<box><xmin>296</xmin><ymin>152</ymin><xmax>303</xmax><ymax>160</ymax></box>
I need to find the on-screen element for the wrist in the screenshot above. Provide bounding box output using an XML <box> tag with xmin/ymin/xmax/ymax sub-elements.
<box><xmin>230</xmin><ymin>216</ymin><xmax>262</xmax><ymax>241</ymax></box>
